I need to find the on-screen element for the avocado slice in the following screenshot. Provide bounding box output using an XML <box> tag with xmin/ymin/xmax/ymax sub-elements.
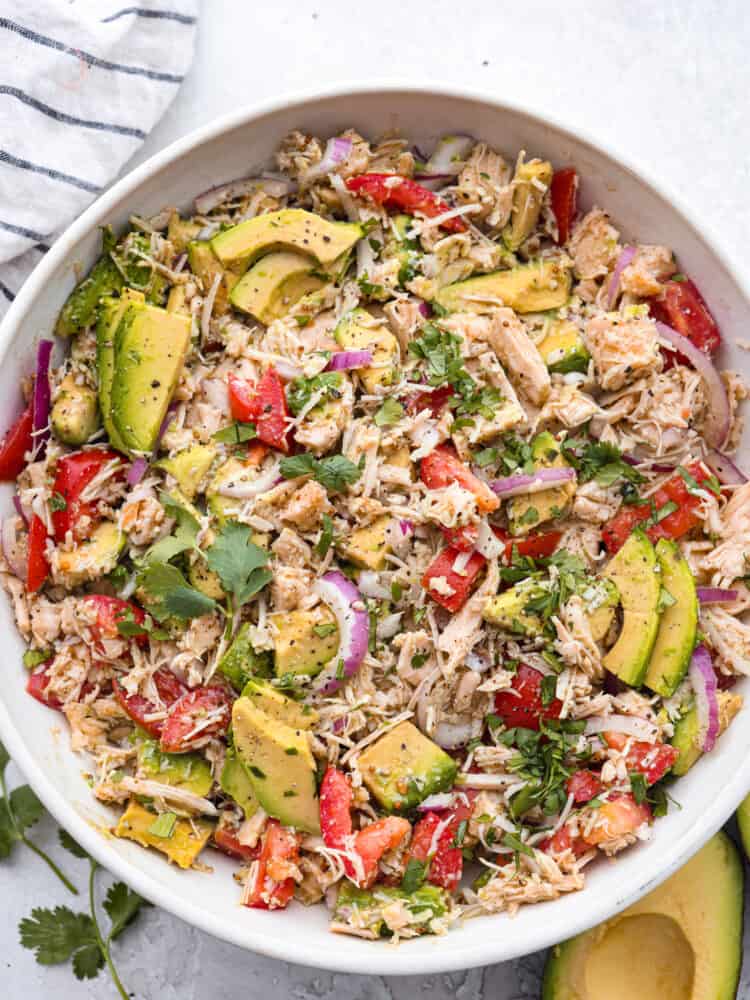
<box><xmin>206</xmin><ymin>456</ymin><xmax>265</xmax><ymax>525</ymax></box>
<box><xmin>602</xmin><ymin>530</ymin><xmax>661</xmax><ymax>687</ymax></box>
<box><xmin>508</xmin><ymin>431</ymin><xmax>576</xmax><ymax>536</ymax></box>
<box><xmin>186</xmin><ymin>239</ymin><xmax>238</xmax><ymax>316</ymax></box>
<box><xmin>136</xmin><ymin>734</ymin><xmax>213</xmax><ymax>797</ymax></box>
<box><xmin>211</xmin><ymin>209</ymin><xmax>362</xmax><ymax>273</ymax></box>
<box><xmin>229</xmin><ymin>250</ymin><xmax>325</xmax><ymax>324</ymax></box>
<box><xmin>643</xmin><ymin>540</ymin><xmax>698</xmax><ymax>697</ymax></box>
<box><xmin>503</xmin><ymin>158</ymin><xmax>553</xmax><ymax>252</ymax></box>
<box><xmin>241</xmin><ymin>678</ymin><xmax>319</xmax><ymax>729</ymax></box>
<box><xmin>357</xmin><ymin>721</ymin><xmax>457</xmax><ymax>813</ymax></box>
<box><xmin>270</xmin><ymin>608</ymin><xmax>339</xmax><ymax>679</ymax></box>
<box><xmin>538</xmin><ymin>319</ymin><xmax>591</xmax><ymax>375</ymax></box>
<box><xmin>114</xmin><ymin>799</ymin><xmax>213</xmax><ymax>869</ymax></box>
<box><xmin>333</xmin><ymin>308</ymin><xmax>400</xmax><ymax>393</ymax></box>
<box><xmin>110</xmin><ymin>301</ymin><xmax>192</xmax><ymax>454</ymax></box>
<box><xmin>56</xmin><ymin>228</ymin><xmax>125</xmax><ymax>337</ymax></box>
<box><xmin>483</xmin><ymin>578</ymin><xmax>548</xmax><ymax>636</ymax></box>
<box><xmin>671</xmin><ymin>690</ymin><xmax>743</xmax><ymax>777</ymax></box>
<box><xmin>96</xmin><ymin>289</ymin><xmax>145</xmax><ymax>453</ymax></box>
<box><xmin>232</xmin><ymin>697</ymin><xmax>320</xmax><ymax>834</ymax></box>
<box><xmin>50</xmin><ymin>374</ymin><xmax>100</xmax><ymax>446</ymax></box>
<box><xmin>336</xmin><ymin>514</ymin><xmax>393</xmax><ymax>571</ymax></box>
<box><xmin>542</xmin><ymin>832</ymin><xmax>743</xmax><ymax>1000</ymax></box>
<box><xmin>434</xmin><ymin>258</ymin><xmax>571</xmax><ymax>315</ymax></box>
<box><xmin>156</xmin><ymin>443</ymin><xmax>217</xmax><ymax>499</ymax></box>
<box><xmin>56</xmin><ymin>521</ymin><xmax>124</xmax><ymax>584</ymax></box>
<box><xmin>167</xmin><ymin>211</ymin><xmax>202</xmax><ymax>254</ymax></box>
<box><xmin>219</xmin><ymin>745</ymin><xmax>259</xmax><ymax>817</ymax></box>
<box><xmin>333</xmin><ymin>882</ymin><xmax>450</xmax><ymax>937</ymax></box>
<box><xmin>217</xmin><ymin>622</ymin><xmax>272</xmax><ymax>691</ymax></box>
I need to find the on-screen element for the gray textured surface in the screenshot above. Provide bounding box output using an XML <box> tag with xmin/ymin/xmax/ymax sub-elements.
<box><xmin>4</xmin><ymin>0</ymin><xmax>750</xmax><ymax>995</ymax></box>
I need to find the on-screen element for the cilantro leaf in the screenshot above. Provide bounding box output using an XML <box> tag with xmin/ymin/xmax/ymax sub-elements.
<box><xmin>72</xmin><ymin>942</ymin><xmax>105</xmax><ymax>980</ymax></box>
<box><xmin>104</xmin><ymin>881</ymin><xmax>148</xmax><ymax>940</ymax></box>
<box><xmin>279</xmin><ymin>452</ymin><xmax>362</xmax><ymax>493</ymax></box>
<box><xmin>212</xmin><ymin>421</ymin><xmax>257</xmax><ymax>444</ymax></box>
<box><xmin>9</xmin><ymin>785</ymin><xmax>44</xmax><ymax>833</ymax></box>
<box><xmin>144</xmin><ymin>493</ymin><xmax>201</xmax><ymax>565</ymax></box>
<box><xmin>562</xmin><ymin>437</ymin><xmax>645</xmax><ymax>488</ymax></box>
<box><xmin>287</xmin><ymin>371</ymin><xmax>343</xmax><ymax>416</ymax></box>
<box><xmin>19</xmin><ymin>906</ymin><xmax>97</xmax><ymax>965</ymax></box>
<box><xmin>139</xmin><ymin>562</ymin><xmax>217</xmax><ymax>620</ymax></box>
<box><xmin>59</xmin><ymin>827</ymin><xmax>89</xmax><ymax>859</ymax></box>
<box><xmin>206</xmin><ymin>521</ymin><xmax>272</xmax><ymax>607</ymax></box>
<box><xmin>374</xmin><ymin>397</ymin><xmax>404</xmax><ymax>427</ymax></box>
<box><xmin>316</xmin><ymin>513</ymin><xmax>335</xmax><ymax>557</ymax></box>
<box><xmin>0</xmin><ymin>739</ymin><xmax>8</xmax><ymax>777</ymax></box>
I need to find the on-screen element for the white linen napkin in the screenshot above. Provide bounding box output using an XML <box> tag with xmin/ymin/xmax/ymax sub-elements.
<box><xmin>0</xmin><ymin>0</ymin><xmax>198</xmax><ymax>319</ymax></box>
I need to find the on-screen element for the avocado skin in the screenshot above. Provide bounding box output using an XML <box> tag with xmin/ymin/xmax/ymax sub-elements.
<box><xmin>542</xmin><ymin>832</ymin><xmax>743</xmax><ymax>1000</ymax></box>
<box><xmin>219</xmin><ymin>745</ymin><xmax>259</xmax><ymax>817</ymax></box>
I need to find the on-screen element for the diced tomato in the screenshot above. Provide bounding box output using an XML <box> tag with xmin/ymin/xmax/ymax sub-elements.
<box><xmin>214</xmin><ymin>820</ymin><xmax>261</xmax><ymax>862</ymax></box>
<box><xmin>355</xmin><ymin>816</ymin><xmax>412</xmax><ymax>889</ymax></box>
<box><xmin>228</xmin><ymin>368</ymin><xmax>290</xmax><ymax>452</ymax></box>
<box><xmin>319</xmin><ymin>767</ymin><xmax>411</xmax><ymax>887</ymax></box>
<box><xmin>406</xmin><ymin>793</ymin><xmax>476</xmax><ymax>893</ymax></box>
<box><xmin>716</xmin><ymin>672</ymin><xmax>738</xmax><ymax>691</ymax></box>
<box><xmin>408</xmin><ymin>385</ymin><xmax>455</xmax><ymax>418</ymax></box>
<box><xmin>113</xmin><ymin>667</ymin><xmax>187</xmax><ymax>738</ymax></box>
<box><xmin>26</xmin><ymin>514</ymin><xmax>49</xmax><ymax>593</ymax></box>
<box><xmin>422</xmin><ymin>545</ymin><xmax>486</xmax><ymax>613</ymax></box>
<box><xmin>244</xmin><ymin>820</ymin><xmax>300</xmax><ymax>910</ymax></box>
<box><xmin>582</xmin><ymin>793</ymin><xmax>652</xmax><ymax>846</ymax></box>
<box><xmin>0</xmin><ymin>403</ymin><xmax>34</xmax><ymax>481</ymax></box>
<box><xmin>650</xmin><ymin>277</ymin><xmax>721</xmax><ymax>365</ymax></box>
<box><xmin>82</xmin><ymin>595</ymin><xmax>147</xmax><ymax>648</ymax></box>
<box><xmin>51</xmin><ymin>449</ymin><xmax>123</xmax><ymax>542</ymax></box>
<box><xmin>420</xmin><ymin>444</ymin><xmax>499</xmax><ymax>514</ymax></box>
<box><xmin>539</xmin><ymin>825</ymin><xmax>590</xmax><ymax>858</ymax></box>
<box><xmin>603</xmin><ymin>732</ymin><xmax>679</xmax><ymax>785</ymax></box>
<box><xmin>493</xmin><ymin>664</ymin><xmax>562</xmax><ymax>731</ymax></box>
<box><xmin>550</xmin><ymin>168</ymin><xmax>578</xmax><ymax>246</ymax></box>
<box><xmin>602</xmin><ymin>461</ymin><xmax>713</xmax><ymax>554</ymax></box>
<box><xmin>160</xmin><ymin>685</ymin><xmax>232</xmax><ymax>752</ymax></box>
<box><xmin>440</xmin><ymin>524</ymin><xmax>561</xmax><ymax>562</ymax></box>
<box><xmin>345</xmin><ymin>174</ymin><xmax>467</xmax><ymax>233</ymax></box>
<box><xmin>566</xmin><ymin>769</ymin><xmax>603</xmax><ymax>804</ymax></box>
<box><xmin>26</xmin><ymin>663</ymin><xmax>62</xmax><ymax>710</ymax></box>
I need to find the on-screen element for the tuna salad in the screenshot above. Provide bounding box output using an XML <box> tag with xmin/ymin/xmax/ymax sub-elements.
<box><xmin>2</xmin><ymin>128</ymin><xmax>748</xmax><ymax>940</ymax></box>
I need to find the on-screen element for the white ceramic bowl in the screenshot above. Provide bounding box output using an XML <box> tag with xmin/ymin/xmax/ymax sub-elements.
<box><xmin>1</xmin><ymin>84</ymin><xmax>748</xmax><ymax>976</ymax></box>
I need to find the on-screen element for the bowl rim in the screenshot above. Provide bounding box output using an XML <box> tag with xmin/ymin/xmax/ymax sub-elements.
<box><xmin>1</xmin><ymin>80</ymin><xmax>749</xmax><ymax>976</ymax></box>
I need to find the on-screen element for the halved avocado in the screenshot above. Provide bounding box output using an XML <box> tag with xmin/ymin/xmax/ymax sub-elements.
<box><xmin>603</xmin><ymin>530</ymin><xmax>661</xmax><ymax>687</ymax></box>
<box><xmin>110</xmin><ymin>301</ymin><xmax>192</xmax><ymax>454</ymax></box>
<box><xmin>211</xmin><ymin>209</ymin><xmax>362</xmax><ymax>272</ymax></box>
<box><xmin>232</xmin><ymin>697</ymin><xmax>320</xmax><ymax>834</ymax></box>
<box><xmin>643</xmin><ymin>539</ymin><xmax>698</xmax><ymax>697</ymax></box>
<box><xmin>542</xmin><ymin>832</ymin><xmax>743</xmax><ymax>1000</ymax></box>
<box><xmin>737</xmin><ymin>795</ymin><xmax>750</xmax><ymax>860</ymax></box>
<box><xmin>434</xmin><ymin>258</ymin><xmax>571</xmax><ymax>315</ymax></box>
<box><xmin>229</xmin><ymin>250</ymin><xmax>325</xmax><ymax>324</ymax></box>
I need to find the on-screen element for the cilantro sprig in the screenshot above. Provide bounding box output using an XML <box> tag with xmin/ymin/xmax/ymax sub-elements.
<box><xmin>20</xmin><ymin>831</ymin><xmax>147</xmax><ymax>999</ymax></box>
<box><xmin>280</xmin><ymin>452</ymin><xmax>362</xmax><ymax>492</ymax></box>
<box><xmin>206</xmin><ymin>521</ymin><xmax>272</xmax><ymax>610</ymax></box>
<box><xmin>562</xmin><ymin>436</ymin><xmax>645</xmax><ymax>489</ymax></box>
<box><xmin>287</xmin><ymin>371</ymin><xmax>343</xmax><ymax>416</ymax></box>
<box><xmin>408</xmin><ymin>323</ymin><xmax>503</xmax><ymax>420</ymax></box>
<box><xmin>500</xmin><ymin>718</ymin><xmax>588</xmax><ymax>819</ymax></box>
<box><xmin>0</xmin><ymin>739</ymin><xmax>76</xmax><ymax>894</ymax></box>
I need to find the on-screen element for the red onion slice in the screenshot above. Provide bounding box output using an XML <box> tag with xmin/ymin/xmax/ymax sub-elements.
<box><xmin>32</xmin><ymin>339</ymin><xmax>53</xmax><ymax>458</ymax></box>
<box><xmin>418</xmin><ymin>300</ymin><xmax>431</xmax><ymax>318</ymax></box>
<box><xmin>313</xmin><ymin>571</ymin><xmax>369</xmax><ymax>695</ymax></box>
<box><xmin>688</xmin><ymin>643</ymin><xmax>720</xmax><ymax>752</ymax></box>
<box><xmin>127</xmin><ymin>457</ymin><xmax>149</xmax><ymax>487</ymax></box>
<box><xmin>302</xmin><ymin>137</ymin><xmax>354</xmax><ymax>186</ymax></box>
<box><xmin>417</xmin><ymin>792</ymin><xmax>455</xmax><ymax>812</ymax></box>
<box><xmin>326</xmin><ymin>350</ymin><xmax>373</xmax><ymax>372</ymax></box>
<box><xmin>491</xmin><ymin>467</ymin><xmax>576</xmax><ymax>498</ymax></box>
<box><xmin>655</xmin><ymin>321</ymin><xmax>730</xmax><ymax>448</ymax></box>
<box><xmin>399</xmin><ymin>520</ymin><xmax>414</xmax><ymax>536</ymax></box>
<box><xmin>697</xmin><ymin>587</ymin><xmax>739</xmax><ymax>604</ymax></box>
<box><xmin>13</xmin><ymin>494</ymin><xmax>28</xmax><ymax>526</ymax></box>
<box><xmin>606</xmin><ymin>245</ymin><xmax>637</xmax><ymax>309</ymax></box>
<box><xmin>195</xmin><ymin>176</ymin><xmax>295</xmax><ymax>215</ymax></box>
<box><xmin>704</xmin><ymin>447</ymin><xmax>748</xmax><ymax>485</ymax></box>
<box><xmin>419</xmin><ymin>135</ymin><xmax>475</xmax><ymax>190</ymax></box>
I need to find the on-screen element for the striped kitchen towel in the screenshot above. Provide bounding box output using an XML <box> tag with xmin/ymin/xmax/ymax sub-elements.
<box><xmin>0</xmin><ymin>0</ymin><xmax>198</xmax><ymax>319</ymax></box>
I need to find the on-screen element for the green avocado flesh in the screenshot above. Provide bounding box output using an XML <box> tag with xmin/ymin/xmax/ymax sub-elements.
<box><xmin>109</xmin><ymin>300</ymin><xmax>192</xmax><ymax>453</ymax></box>
<box><xmin>603</xmin><ymin>530</ymin><xmax>661</xmax><ymax>687</ymax></box>
<box><xmin>434</xmin><ymin>258</ymin><xmax>571</xmax><ymax>315</ymax></box>
<box><xmin>334</xmin><ymin>882</ymin><xmax>449</xmax><ymax>936</ymax></box>
<box><xmin>136</xmin><ymin>734</ymin><xmax>213</xmax><ymax>797</ymax></box>
<box><xmin>229</xmin><ymin>250</ymin><xmax>324</xmax><ymax>323</ymax></box>
<box><xmin>643</xmin><ymin>539</ymin><xmax>697</xmax><ymax>697</ymax></box>
<box><xmin>357</xmin><ymin>721</ymin><xmax>457</xmax><ymax>812</ymax></box>
<box><xmin>542</xmin><ymin>832</ymin><xmax>743</xmax><ymax>1000</ymax></box>
<box><xmin>219</xmin><ymin>745</ymin><xmax>259</xmax><ymax>817</ymax></box>
<box><xmin>232</xmin><ymin>696</ymin><xmax>320</xmax><ymax>834</ymax></box>
<box><xmin>211</xmin><ymin>209</ymin><xmax>362</xmax><ymax>272</ymax></box>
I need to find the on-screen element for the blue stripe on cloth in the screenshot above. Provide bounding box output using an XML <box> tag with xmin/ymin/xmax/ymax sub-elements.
<box><xmin>0</xmin><ymin>151</ymin><xmax>102</xmax><ymax>194</ymax></box>
<box><xmin>101</xmin><ymin>7</ymin><xmax>196</xmax><ymax>25</ymax></box>
<box><xmin>0</xmin><ymin>278</ymin><xmax>15</xmax><ymax>302</ymax></box>
<box><xmin>0</xmin><ymin>219</ymin><xmax>47</xmax><ymax>242</ymax></box>
<box><xmin>0</xmin><ymin>16</ymin><xmax>185</xmax><ymax>83</ymax></box>
<box><xmin>0</xmin><ymin>87</ymin><xmax>147</xmax><ymax>139</ymax></box>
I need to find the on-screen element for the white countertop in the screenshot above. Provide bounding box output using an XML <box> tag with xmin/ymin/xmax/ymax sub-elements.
<box><xmin>4</xmin><ymin>0</ymin><xmax>750</xmax><ymax>996</ymax></box>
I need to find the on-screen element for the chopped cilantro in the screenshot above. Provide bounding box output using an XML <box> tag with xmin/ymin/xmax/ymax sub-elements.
<box><xmin>374</xmin><ymin>397</ymin><xmax>404</xmax><ymax>427</ymax></box>
<box><xmin>287</xmin><ymin>371</ymin><xmax>342</xmax><ymax>417</ymax></box>
<box><xmin>212</xmin><ymin>421</ymin><xmax>257</xmax><ymax>444</ymax></box>
<box><xmin>280</xmin><ymin>452</ymin><xmax>362</xmax><ymax>492</ymax></box>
